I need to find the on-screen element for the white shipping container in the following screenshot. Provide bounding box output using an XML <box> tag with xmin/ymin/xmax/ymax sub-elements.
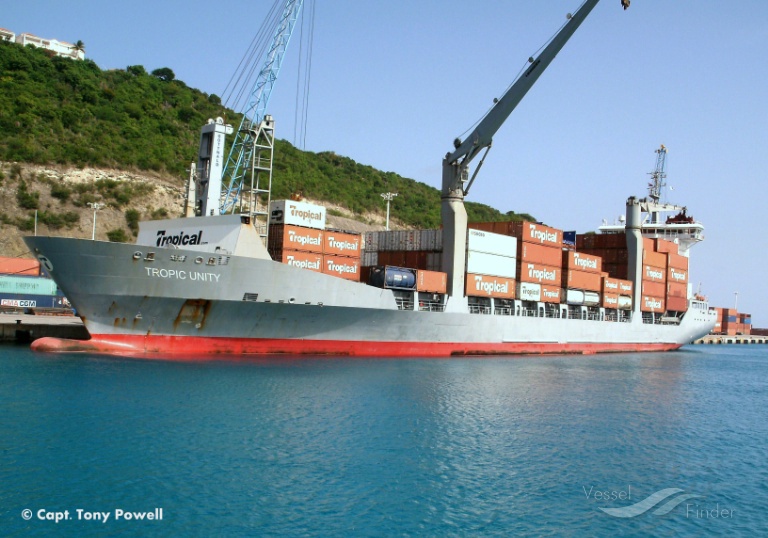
<box><xmin>467</xmin><ymin>229</ymin><xmax>517</xmax><ymax>257</ymax></box>
<box><xmin>618</xmin><ymin>295</ymin><xmax>633</xmax><ymax>310</ymax></box>
<box><xmin>466</xmin><ymin>251</ymin><xmax>517</xmax><ymax>279</ymax></box>
<box><xmin>517</xmin><ymin>282</ymin><xmax>541</xmax><ymax>302</ymax></box>
<box><xmin>565</xmin><ymin>289</ymin><xmax>585</xmax><ymax>305</ymax></box>
<box><xmin>269</xmin><ymin>200</ymin><xmax>326</xmax><ymax>230</ymax></box>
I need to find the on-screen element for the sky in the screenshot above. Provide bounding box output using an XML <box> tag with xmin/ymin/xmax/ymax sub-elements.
<box><xmin>4</xmin><ymin>0</ymin><xmax>767</xmax><ymax>325</ymax></box>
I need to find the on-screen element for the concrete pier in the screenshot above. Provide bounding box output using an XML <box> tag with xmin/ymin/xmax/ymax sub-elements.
<box><xmin>694</xmin><ymin>335</ymin><xmax>768</xmax><ymax>345</ymax></box>
<box><xmin>0</xmin><ymin>313</ymin><xmax>89</xmax><ymax>343</ymax></box>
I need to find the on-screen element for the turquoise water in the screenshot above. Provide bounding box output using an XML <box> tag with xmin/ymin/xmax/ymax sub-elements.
<box><xmin>1</xmin><ymin>344</ymin><xmax>766</xmax><ymax>537</ymax></box>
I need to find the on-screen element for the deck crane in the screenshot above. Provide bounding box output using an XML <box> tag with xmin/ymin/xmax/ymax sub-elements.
<box><xmin>194</xmin><ymin>0</ymin><xmax>304</xmax><ymax>223</ymax></box>
<box><xmin>441</xmin><ymin>0</ymin><xmax>617</xmax><ymax>303</ymax></box>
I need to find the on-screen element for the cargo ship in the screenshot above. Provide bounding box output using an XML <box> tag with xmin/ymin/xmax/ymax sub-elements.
<box><xmin>23</xmin><ymin>0</ymin><xmax>717</xmax><ymax>358</ymax></box>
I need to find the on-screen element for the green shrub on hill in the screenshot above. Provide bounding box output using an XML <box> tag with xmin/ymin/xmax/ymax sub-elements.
<box><xmin>0</xmin><ymin>40</ymin><xmax>534</xmax><ymax>229</ymax></box>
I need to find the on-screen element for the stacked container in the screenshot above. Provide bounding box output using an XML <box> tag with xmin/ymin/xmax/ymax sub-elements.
<box><xmin>601</xmin><ymin>275</ymin><xmax>633</xmax><ymax>311</ymax></box>
<box><xmin>666</xmin><ymin>249</ymin><xmax>689</xmax><ymax>312</ymax></box>
<box><xmin>465</xmin><ymin>228</ymin><xmax>517</xmax><ymax>299</ymax></box>
<box><xmin>322</xmin><ymin>230</ymin><xmax>362</xmax><ymax>281</ymax></box>
<box><xmin>268</xmin><ymin>200</ymin><xmax>362</xmax><ymax>281</ymax></box>
<box><xmin>0</xmin><ymin>256</ymin><xmax>41</xmax><ymax>276</ymax></box>
<box><xmin>562</xmin><ymin>251</ymin><xmax>602</xmax><ymax>306</ymax></box>
<box><xmin>641</xmin><ymin>247</ymin><xmax>667</xmax><ymax>313</ymax></box>
<box><xmin>362</xmin><ymin>229</ymin><xmax>442</xmax><ymax>271</ymax></box>
<box><xmin>511</xmin><ymin>222</ymin><xmax>563</xmax><ymax>303</ymax></box>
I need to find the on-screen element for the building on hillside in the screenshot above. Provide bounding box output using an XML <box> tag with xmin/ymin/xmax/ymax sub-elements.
<box><xmin>12</xmin><ymin>31</ymin><xmax>85</xmax><ymax>60</ymax></box>
<box><xmin>0</xmin><ymin>27</ymin><xmax>15</xmax><ymax>42</ymax></box>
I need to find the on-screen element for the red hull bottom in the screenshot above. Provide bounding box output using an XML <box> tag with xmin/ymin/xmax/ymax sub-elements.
<box><xmin>30</xmin><ymin>334</ymin><xmax>683</xmax><ymax>359</ymax></box>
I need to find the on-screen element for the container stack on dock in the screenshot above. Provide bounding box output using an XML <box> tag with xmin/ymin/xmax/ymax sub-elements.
<box><xmin>268</xmin><ymin>200</ymin><xmax>362</xmax><ymax>281</ymax></box>
<box><xmin>0</xmin><ymin>256</ymin><xmax>71</xmax><ymax>311</ymax></box>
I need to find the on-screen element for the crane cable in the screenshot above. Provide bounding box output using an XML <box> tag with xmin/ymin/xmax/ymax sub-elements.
<box><xmin>293</xmin><ymin>0</ymin><xmax>315</xmax><ymax>149</ymax></box>
<box><xmin>220</xmin><ymin>0</ymin><xmax>284</xmax><ymax>113</ymax></box>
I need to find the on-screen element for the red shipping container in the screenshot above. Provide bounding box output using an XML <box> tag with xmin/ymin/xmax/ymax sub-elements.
<box><xmin>618</xmin><ymin>279</ymin><xmax>633</xmax><ymax>295</ymax></box>
<box><xmin>322</xmin><ymin>255</ymin><xmax>360</xmax><ymax>281</ymax></box>
<box><xmin>268</xmin><ymin>224</ymin><xmax>323</xmax><ymax>254</ymax></box>
<box><xmin>511</xmin><ymin>221</ymin><xmax>563</xmax><ymax>248</ymax></box>
<box><xmin>641</xmin><ymin>295</ymin><xmax>666</xmax><ymax>313</ymax></box>
<box><xmin>667</xmin><ymin>266</ymin><xmax>688</xmax><ymax>284</ymax></box>
<box><xmin>667</xmin><ymin>252</ymin><xmax>689</xmax><ymax>271</ymax></box>
<box><xmin>563</xmin><ymin>251</ymin><xmax>602</xmax><ymax>273</ymax></box>
<box><xmin>563</xmin><ymin>269</ymin><xmax>602</xmax><ymax>292</ymax></box>
<box><xmin>272</xmin><ymin>250</ymin><xmax>323</xmax><ymax>273</ymax></box>
<box><xmin>602</xmin><ymin>276</ymin><xmax>621</xmax><ymax>294</ymax></box>
<box><xmin>517</xmin><ymin>261</ymin><xmax>561</xmax><ymax>285</ymax></box>
<box><xmin>642</xmin><ymin>280</ymin><xmax>666</xmax><ymax>297</ymax></box>
<box><xmin>465</xmin><ymin>273</ymin><xmax>516</xmax><ymax>299</ymax></box>
<box><xmin>667</xmin><ymin>281</ymin><xmax>687</xmax><ymax>298</ymax></box>
<box><xmin>603</xmin><ymin>263</ymin><xmax>628</xmax><ymax>280</ymax></box>
<box><xmin>666</xmin><ymin>295</ymin><xmax>688</xmax><ymax>312</ymax></box>
<box><xmin>643</xmin><ymin>265</ymin><xmax>666</xmax><ymax>283</ymax></box>
<box><xmin>643</xmin><ymin>249</ymin><xmax>667</xmax><ymax>268</ymax></box>
<box><xmin>540</xmin><ymin>285</ymin><xmax>562</xmax><ymax>303</ymax></box>
<box><xmin>417</xmin><ymin>270</ymin><xmax>447</xmax><ymax>294</ymax></box>
<box><xmin>519</xmin><ymin>242</ymin><xmax>562</xmax><ymax>266</ymax></box>
<box><xmin>323</xmin><ymin>231</ymin><xmax>362</xmax><ymax>257</ymax></box>
<box><xmin>654</xmin><ymin>238</ymin><xmax>679</xmax><ymax>254</ymax></box>
<box><xmin>602</xmin><ymin>292</ymin><xmax>620</xmax><ymax>309</ymax></box>
<box><xmin>0</xmin><ymin>256</ymin><xmax>41</xmax><ymax>276</ymax></box>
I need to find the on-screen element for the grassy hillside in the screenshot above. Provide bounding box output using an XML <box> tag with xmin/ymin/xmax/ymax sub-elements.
<box><xmin>0</xmin><ymin>40</ymin><xmax>534</xmax><ymax>233</ymax></box>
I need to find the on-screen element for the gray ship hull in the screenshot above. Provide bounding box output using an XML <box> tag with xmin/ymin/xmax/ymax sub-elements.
<box><xmin>23</xmin><ymin>235</ymin><xmax>717</xmax><ymax>358</ymax></box>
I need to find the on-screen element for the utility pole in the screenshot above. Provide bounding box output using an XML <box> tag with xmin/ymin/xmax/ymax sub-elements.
<box><xmin>87</xmin><ymin>202</ymin><xmax>105</xmax><ymax>240</ymax></box>
<box><xmin>381</xmin><ymin>192</ymin><xmax>397</xmax><ymax>230</ymax></box>
<box><xmin>734</xmin><ymin>291</ymin><xmax>739</xmax><ymax>311</ymax></box>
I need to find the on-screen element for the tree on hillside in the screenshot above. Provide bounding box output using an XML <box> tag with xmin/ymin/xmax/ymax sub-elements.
<box><xmin>151</xmin><ymin>67</ymin><xmax>175</xmax><ymax>81</ymax></box>
<box><xmin>74</xmin><ymin>40</ymin><xmax>85</xmax><ymax>53</ymax></box>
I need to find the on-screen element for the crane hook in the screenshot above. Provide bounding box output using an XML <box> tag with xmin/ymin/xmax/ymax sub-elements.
<box><xmin>621</xmin><ymin>0</ymin><xmax>630</xmax><ymax>10</ymax></box>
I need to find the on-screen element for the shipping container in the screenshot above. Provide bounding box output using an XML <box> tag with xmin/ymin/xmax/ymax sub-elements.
<box><xmin>618</xmin><ymin>279</ymin><xmax>633</xmax><ymax>295</ymax></box>
<box><xmin>323</xmin><ymin>231</ymin><xmax>362</xmax><ymax>257</ymax></box>
<box><xmin>666</xmin><ymin>295</ymin><xmax>688</xmax><ymax>312</ymax></box>
<box><xmin>467</xmin><ymin>228</ymin><xmax>517</xmax><ymax>257</ymax></box>
<box><xmin>602</xmin><ymin>263</ymin><xmax>628</xmax><ymax>280</ymax></box>
<box><xmin>643</xmin><ymin>249</ymin><xmax>667</xmax><ymax>268</ymax></box>
<box><xmin>667</xmin><ymin>252</ymin><xmax>689</xmax><ymax>271</ymax></box>
<box><xmin>268</xmin><ymin>224</ymin><xmax>323</xmax><ymax>254</ymax></box>
<box><xmin>0</xmin><ymin>293</ymin><xmax>67</xmax><ymax>309</ymax></box>
<box><xmin>642</xmin><ymin>264</ymin><xmax>666</xmax><ymax>283</ymax></box>
<box><xmin>466</xmin><ymin>273</ymin><xmax>516</xmax><ymax>299</ymax></box>
<box><xmin>322</xmin><ymin>255</ymin><xmax>360</xmax><ymax>281</ymax></box>
<box><xmin>654</xmin><ymin>238</ymin><xmax>679</xmax><ymax>255</ymax></box>
<box><xmin>667</xmin><ymin>266</ymin><xmax>688</xmax><ymax>284</ymax></box>
<box><xmin>565</xmin><ymin>289</ymin><xmax>600</xmax><ymax>307</ymax></box>
<box><xmin>269</xmin><ymin>199</ymin><xmax>326</xmax><ymax>230</ymax></box>
<box><xmin>519</xmin><ymin>242</ymin><xmax>562</xmax><ymax>266</ymax></box>
<box><xmin>517</xmin><ymin>262</ymin><xmax>561</xmax><ymax>286</ymax></box>
<box><xmin>417</xmin><ymin>270</ymin><xmax>447</xmax><ymax>294</ymax></box>
<box><xmin>467</xmin><ymin>251</ymin><xmax>517</xmax><ymax>279</ymax></box>
<box><xmin>602</xmin><ymin>292</ymin><xmax>619</xmax><ymax>309</ymax></box>
<box><xmin>602</xmin><ymin>276</ymin><xmax>620</xmax><ymax>294</ymax></box>
<box><xmin>640</xmin><ymin>295</ymin><xmax>666</xmax><ymax>313</ymax></box>
<box><xmin>362</xmin><ymin>250</ymin><xmax>378</xmax><ymax>267</ymax></box>
<box><xmin>579</xmin><ymin>248</ymin><xmax>628</xmax><ymax>264</ymax></box>
<box><xmin>563</xmin><ymin>269</ymin><xmax>602</xmax><ymax>292</ymax></box>
<box><xmin>0</xmin><ymin>256</ymin><xmax>40</xmax><ymax>276</ymax></box>
<box><xmin>562</xmin><ymin>251</ymin><xmax>602</xmax><ymax>273</ymax></box>
<box><xmin>642</xmin><ymin>280</ymin><xmax>666</xmax><ymax>297</ymax></box>
<box><xmin>511</xmin><ymin>221</ymin><xmax>563</xmax><ymax>248</ymax></box>
<box><xmin>271</xmin><ymin>250</ymin><xmax>323</xmax><ymax>273</ymax></box>
<box><xmin>516</xmin><ymin>282</ymin><xmax>540</xmax><ymax>302</ymax></box>
<box><xmin>618</xmin><ymin>295</ymin><xmax>633</xmax><ymax>310</ymax></box>
<box><xmin>540</xmin><ymin>285</ymin><xmax>562</xmax><ymax>304</ymax></box>
<box><xmin>368</xmin><ymin>266</ymin><xmax>416</xmax><ymax>290</ymax></box>
<box><xmin>0</xmin><ymin>274</ymin><xmax>59</xmax><ymax>296</ymax></box>
<box><xmin>667</xmin><ymin>281</ymin><xmax>687</xmax><ymax>298</ymax></box>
